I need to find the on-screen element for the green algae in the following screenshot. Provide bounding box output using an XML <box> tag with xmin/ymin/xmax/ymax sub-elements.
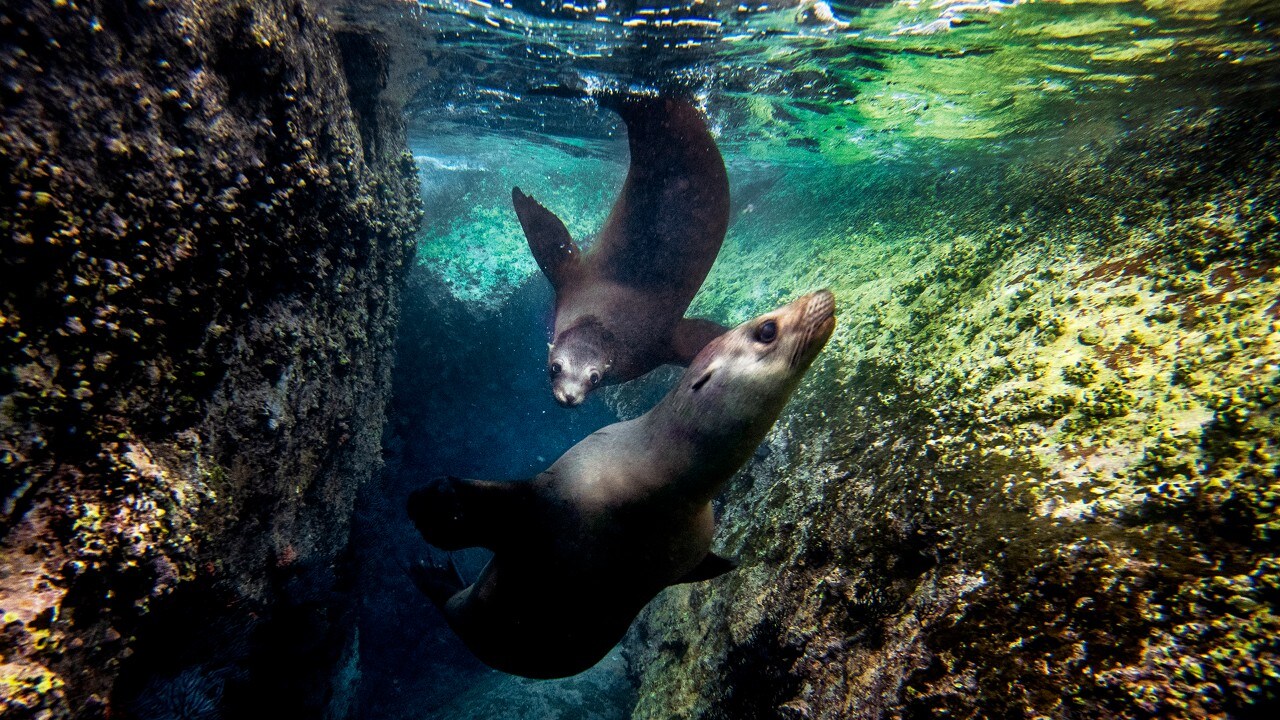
<box><xmin>412</xmin><ymin>135</ymin><xmax>626</xmax><ymax>307</ymax></box>
<box><xmin>622</xmin><ymin>101</ymin><xmax>1280</xmax><ymax>717</ymax></box>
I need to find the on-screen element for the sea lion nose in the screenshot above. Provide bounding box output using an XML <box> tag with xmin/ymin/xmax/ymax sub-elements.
<box><xmin>808</xmin><ymin>289</ymin><xmax>835</xmax><ymax>316</ymax></box>
<box><xmin>554</xmin><ymin>389</ymin><xmax>581</xmax><ymax>408</ymax></box>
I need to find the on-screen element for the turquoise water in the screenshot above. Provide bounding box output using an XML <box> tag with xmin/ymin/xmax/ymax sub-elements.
<box><xmin>349</xmin><ymin>0</ymin><xmax>1280</xmax><ymax>717</ymax></box>
<box><xmin>364</xmin><ymin>0</ymin><xmax>1279</xmax><ymax>304</ymax></box>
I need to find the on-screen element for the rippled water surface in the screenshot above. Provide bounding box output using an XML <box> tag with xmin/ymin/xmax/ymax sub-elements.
<box><xmin>327</xmin><ymin>0</ymin><xmax>1278</xmax><ymax>304</ymax></box>
<box><xmin>342</xmin><ymin>0</ymin><xmax>1277</xmax><ymax>150</ymax></box>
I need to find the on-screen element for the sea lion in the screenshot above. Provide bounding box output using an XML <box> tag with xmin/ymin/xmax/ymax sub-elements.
<box><xmin>407</xmin><ymin>290</ymin><xmax>836</xmax><ymax>679</ymax></box>
<box><xmin>512</xmin><ymin>93</ymin><xmax>730</xmax><ymax>407</ymax></box>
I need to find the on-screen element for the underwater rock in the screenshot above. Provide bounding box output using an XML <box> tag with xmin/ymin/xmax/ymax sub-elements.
<box><xmin>0</xmin><ymin>1</ymin><xmax>420</xmax><ymax>718</ymax></box>
<box><xmin>1077</xmin><ymin>326</ymin><xmax>1105</xmax><ymax>345</ymax></box>
<box><xmin>625</xmin><ymin>102</ymin><xmax>1280</xmax><ymax>718</ymax></box>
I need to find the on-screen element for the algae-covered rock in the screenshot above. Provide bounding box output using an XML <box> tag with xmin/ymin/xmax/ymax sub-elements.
<box><xmin>626</xmin><ymin>100</ymin><xmax>1280</xmax><ymax>718</ymax></box>
<box><xmin>0</xmin><ymin>1</ymin><xmax>420</xmax><ymax>717</ymax></box>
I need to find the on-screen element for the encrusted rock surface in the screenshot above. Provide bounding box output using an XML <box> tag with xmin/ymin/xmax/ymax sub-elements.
<box><xmin>0</xmin><ymin>1</ymin><xmax>420</xmax><ymax>717</ymax></box>
<box><xmin>626</xmin><ymin>104</ymin><xmax>1280</xmax><ymax>718</ymax></box>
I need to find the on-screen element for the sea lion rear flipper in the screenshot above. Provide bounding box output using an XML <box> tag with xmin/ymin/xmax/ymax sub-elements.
<box><xmin>670</xmin><ymin>318</ymin><xmax>728</xmax><ymax>366</ymax></box>
<box><xmin>512</xmin><ymin>187</ymin><xmax>581</xmax><ymax>290</ymax></box>
<box><xmin>406</xmin><ymin>557</ymin><xmax>465</xmax><ymax>608</ymax></box>
<box><xmin>593</xmin><ymin>96</ymin><xmax>729</xmax><ymax>293</ymax></box>
<box><xmin>674</xmin><ymin>552</ymin><xmax>738</xmax><ymax>585</ymax></box>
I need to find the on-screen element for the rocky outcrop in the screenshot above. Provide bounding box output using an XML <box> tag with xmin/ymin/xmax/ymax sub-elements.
<box><xmin>627</xmin><ymin>103</ymin><xmax>1280</xmax><ymax>718</ymax></box>
<box><xmin>0</xmin><ymin>1</ymin><xmax>420</xmax><ymax>717</ymax></box>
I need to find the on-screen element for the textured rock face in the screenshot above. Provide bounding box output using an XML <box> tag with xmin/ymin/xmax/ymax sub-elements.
<box><xmin>626</xmin><ymin>105</ymin><xmax>1279</xmax><ymax>718</ymax></box>
<box><xmin>0</xmin><ymin>1</ymin><xmax>419</xmax><ymax>717</ymax></box>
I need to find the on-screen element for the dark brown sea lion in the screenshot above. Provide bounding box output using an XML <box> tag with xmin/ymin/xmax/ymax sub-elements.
<box><xmin>407</xmin><ymin>290</ymin><xmax>836</xmax><ymax>679</ymax></box>
<box><xmin>512</xmin><ymin>93</ymin><xmax>730</xmax><ymax>407</ymax></box>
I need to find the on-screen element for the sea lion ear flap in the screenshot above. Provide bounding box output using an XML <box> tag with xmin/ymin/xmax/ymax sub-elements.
<box><xmin>673</xmin><ymin>552</ymin><xmax>739</xmax><ymax>585</ymax></box>
<box><xmin>512</xmin><ymin>186</ymin><xmax>581</xmax><ymax>290</ymax></box>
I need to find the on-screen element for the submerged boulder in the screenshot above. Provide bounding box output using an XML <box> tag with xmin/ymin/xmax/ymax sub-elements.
<box><xmin>627</xmin><ymin>103</ymin><xmax>1280</xmax><ymax>718</ymax></box>
<box><xmin>0</xmin><ymin>1</ymin><xmax>420</xmax><ymax>717</ymax></box>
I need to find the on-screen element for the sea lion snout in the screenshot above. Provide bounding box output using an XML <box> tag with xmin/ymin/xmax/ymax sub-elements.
<box><xmin>554</xmin><ymin>385</ymin><xmax>584</xmax><ymax>408</ymax></box>
<box><xmin>800</xmin><ymin>289</ymin><xmax>836</xmax><ymax>340</ymax></box>
<box><xmin>781</xmin><ymin>289</ymin><xmax>836</xmax><ymax>369</ymax></box>
<box><xmin>552</xmin><ymin>368</ymin><xmax>600</xmax><ymax>407</ymax></box>
<box><xmin>804</xmin><ymin>289</ymin><xmax>836</xmax><ymax>323</ymax></box>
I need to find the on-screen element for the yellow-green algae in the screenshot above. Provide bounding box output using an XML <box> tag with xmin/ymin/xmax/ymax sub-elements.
<box><xmin>413</xmin><ymin>135</ymin><xmax>625</xmax><ymax>308</ymax></box>
<box><xmin>624</xmin><ymin>102</ymin><xmax>1280</xmax><ymax>718</ymax></box>
<box><xmin>0</xmin><ymin>440</ymin><xmax>208</xmax><ymax>717</ymax></box>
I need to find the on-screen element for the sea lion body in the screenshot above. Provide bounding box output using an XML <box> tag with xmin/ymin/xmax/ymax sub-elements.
<box><xmin>512</xmin><ymin>94</ymin><xmax>730</xmax><ymax>406</ymax></box>
<box><xmin>408</xmin><ymin>290</ymin><xmax>836</xmax><ymax>678</ymax></box>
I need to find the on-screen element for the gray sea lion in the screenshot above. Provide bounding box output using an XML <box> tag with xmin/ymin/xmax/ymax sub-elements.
<box><xmin>407</xmin><ymin>290</ymin><xmax>836</xmax><ymax>679</ymax></box>
<box><xmin>512</xmin><ymin>93</ymin><xmax>730</xmax><ymax>407</ymax></box>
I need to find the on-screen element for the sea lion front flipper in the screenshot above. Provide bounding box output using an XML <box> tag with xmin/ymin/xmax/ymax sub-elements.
<box><xmin>673</xmin><ymin>552</ymin><xmax>739</xmax><ymax>585</ymax></box>
<box><xmin>408</xmin><ymin>475</ymin><xmax>535</xmax><ymax>552</ymax></box>
<box><xmin>512</xmin><ymin>186</ymin><xmax>581</xmax><ymax>290</ymax></box>
<box><xmin>669</xmin><ymin>317</ymin><xmax>729</xmax><ymax>366</ymax></box>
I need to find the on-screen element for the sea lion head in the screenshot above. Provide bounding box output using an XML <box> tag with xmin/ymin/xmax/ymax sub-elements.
<box><xmin>678</xmin><ymin>290</ymin><xmax>835</xmax><ymax>438</ymax></box>
<box><xmin>548</xmin><ymin>318</ymin><xmax>614</xmax><ymax>408</ymax></box>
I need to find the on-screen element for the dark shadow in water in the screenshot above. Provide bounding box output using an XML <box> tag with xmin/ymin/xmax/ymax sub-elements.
<box><xmin>354</xmin><ymin>265</ymin><xmax>634</xmax><ymax>719</ymax></box>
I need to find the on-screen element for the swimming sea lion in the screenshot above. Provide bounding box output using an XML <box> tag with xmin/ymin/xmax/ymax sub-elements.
<box><xmin>512</xmin><ymin>93</ymin><xmax>730</xmax><ymax>407</ymax></box>
<box><xmin>407</xmin><ymin>290</ymin><xmax>836</xmax><ymax>679</ymax></box>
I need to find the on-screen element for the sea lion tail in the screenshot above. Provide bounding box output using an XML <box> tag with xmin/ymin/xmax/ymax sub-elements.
<box><xmin>512</xmin><ymin>187</ymin><xmax>581</xmax><ymax>290</ymax></box>
<box><xmin>527</xmin><ymin>81</ymin><xmax>666</xmax><ymax>115</ymax></box>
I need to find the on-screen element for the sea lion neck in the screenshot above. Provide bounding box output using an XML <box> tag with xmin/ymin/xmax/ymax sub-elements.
<box><xmin>637</xmin><ymin>290</ymin><xmax>837</xmax><ymax>504</ymax></box>
<box><xmin>636</xmin><ymin>392</ymin><xmax>767</xmax><ymax>506</ymax></box>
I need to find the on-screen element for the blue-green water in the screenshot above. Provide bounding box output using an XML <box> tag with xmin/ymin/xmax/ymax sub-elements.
<box><xmin>348</xmin><ymin>0</ymin><xmax>1279</xmax><ymax>307</ymax></box>
<box><xmin>344</xmin><ymin>0</ymin><xmax>1280</xmax><ymax>717</ymax></box>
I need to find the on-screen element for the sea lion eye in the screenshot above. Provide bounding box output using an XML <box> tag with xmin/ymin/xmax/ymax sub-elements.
<box><xmin>589</xmin><ymin>371</ymin><xmax>601</xmax><ymax>385</ymax></box>
<box><xmin>550</xmin><ymin>362</ymin><xmax>562</xmax><ymax>375</ymax></box>
<box><xmin>755</xmin><ymin>320</ymin><xmax>778</xmax><ymax>344</ymax></box>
